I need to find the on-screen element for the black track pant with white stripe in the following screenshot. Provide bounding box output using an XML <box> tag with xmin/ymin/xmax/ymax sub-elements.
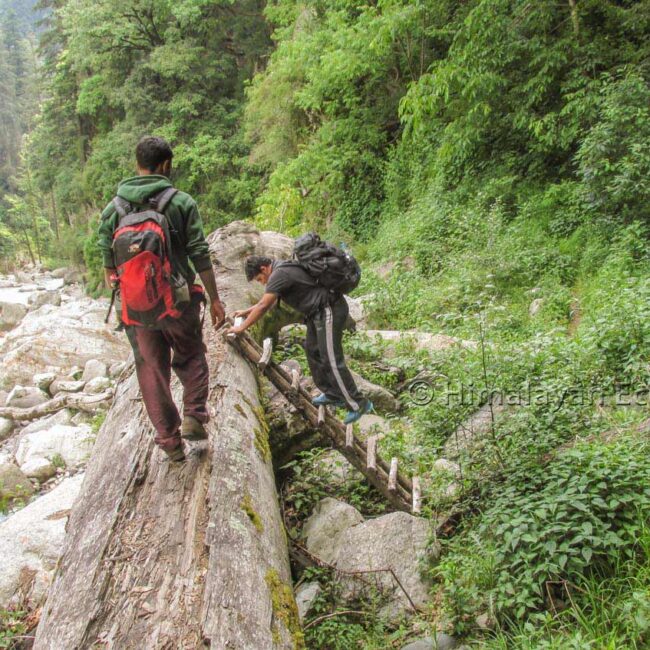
<box><xmin>305</xmin><ymin>297</ymin><xmax>367</xmax><ymax>411</ymax></box>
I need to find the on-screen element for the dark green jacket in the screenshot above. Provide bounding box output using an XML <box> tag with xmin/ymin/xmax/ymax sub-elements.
<box><xmin>97</xmin><ymin>175</ymin><xmax>212</xmax><ymax>285</ymax></box>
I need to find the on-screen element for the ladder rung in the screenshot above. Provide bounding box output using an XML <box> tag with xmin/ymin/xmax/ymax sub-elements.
<box><xmin>412</xmin><ymin>476</ymin><xmax>422</xmax><ymax>514</ymax></box>
<box><xmin>367</xmin><ymin>436</ymin><xmax>377</xmax><ymax>473</ymax></box>
<box><xmin>258</xmin><ymin>338</ymin><xmax>273</xmax><ymax>371</ymax></box>
<box><xmin>317</xmin><ymin>405</ymin><xmax>326</xmax><ymax>426</ymax></box>
<box><xmin>345</xmin><ymin>424</ymin><xmax>354</xmax><ymax>450</ymax></box>
<box><xmin>388</xmin><ymin>458</ymin><xmax>398</xmax><ymax>492</ymax></box>
<box><xmin>290</xmin><ymin>369</ymin><xmax>301</xmax><ymax>394</ymax></box>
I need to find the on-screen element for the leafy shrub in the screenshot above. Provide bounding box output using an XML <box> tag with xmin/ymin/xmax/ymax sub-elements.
<box><xmin>439</xmin><ymin>437</ymin><xmax>650</xmax><ymax>629</ymax></box>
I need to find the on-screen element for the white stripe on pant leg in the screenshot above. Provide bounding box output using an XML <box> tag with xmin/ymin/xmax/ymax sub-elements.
<box><xmin>325</xmin><ymin>306</ymin><xmax>360</xmax><ymax>411</ymax></box>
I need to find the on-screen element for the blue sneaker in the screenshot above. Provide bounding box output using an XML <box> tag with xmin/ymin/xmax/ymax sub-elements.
<box><xmin>343</xmin><ymin>400</ymin><xmax>374</xmax><ymax>425</ymax></box>
<box><xmin>312</xmin><ymin>393</ymin><xmax>345</xmax><ymax>408</ymax></box>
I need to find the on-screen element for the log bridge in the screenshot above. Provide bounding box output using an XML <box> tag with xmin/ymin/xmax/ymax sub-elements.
<box><xmin>227</xmin><ymin>327</ymin><xmax>421</xmax><ymax>514</ymax></box>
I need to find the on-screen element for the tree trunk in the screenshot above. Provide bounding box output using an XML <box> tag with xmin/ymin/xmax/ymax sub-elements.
<box><xmin>34</xmin><ymin>222</ymin><xmax>303</xmax><ymax>649</ymax></box>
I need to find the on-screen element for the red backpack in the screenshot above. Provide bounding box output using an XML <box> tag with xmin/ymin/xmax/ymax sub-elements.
<box><xmin>111</xmin><ymin>188</ymin><xmax>187</xmax><ymax>327</ymax></box>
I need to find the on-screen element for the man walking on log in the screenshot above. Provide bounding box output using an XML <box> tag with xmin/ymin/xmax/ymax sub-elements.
<box><xmin>227</xmin><ymin>256</ymin><xmax>372</xmax><ymax>424</ymax></box>
<box><xmin>98</xmin><ymin>136</ymin><xmax>225</xmax><ymax>462</ymax></box>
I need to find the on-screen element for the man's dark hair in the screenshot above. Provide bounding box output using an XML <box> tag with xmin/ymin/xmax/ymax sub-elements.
<box><xmin>136</xmin><ymin>136</ymin><xmax>173</xmax><ymax>172</ymax></box>
<box><xmin>245</xmin><ymin>256</ymin><xmax>273</xmax><ymax>282</ymax></box>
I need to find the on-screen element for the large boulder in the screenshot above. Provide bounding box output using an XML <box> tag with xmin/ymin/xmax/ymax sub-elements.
<box><xmin>28</xmin><ymin>291</ymin><xmax>61</xmax><ymax>310</ymax></box>
<box><xmin>19</xmin><ymin>409</ymin><xmax>73</xmax><ymax>436</ymax></box>
<box><xmin>0</xmin><ymin>474</ymin><xmax>83</xmax><ymax>608</ymax></box>
<box><xmin>6</xmin><ymin>386</ymin><xmax>49</xmax><ymax>409</ymax></box>
<box><xmin>335</xmin><ymin>511</ymin><xmax>436</xmax><ymax>620</ymax></box>
<box><xmin>0</xmin><ymin>302</ymin><xmax>27</xmax><ymax>332</ymax></box>
<box><xmin>0</xmin><ymin>463</ymin><xmax>34</xmax><ymax>503</ymax></box>
<box><xmin>402</xmin><ymin>635</ymin><xmax>459</xmax><ymax>650</ymax></box>
<box><xmin>0</xmin><ymin>298</ymin><xmax>129</xmax><ymax>388</ymax></box>
<box><xmin>81</xmin><ymin>359</ymin><xmax>108</xmax><ymax>382</ymax></box>
<box><xmin>15</xmin><ymin>424</ymin><xmax>94</xmax><ymax>471</ymax></box>
<box><xmin>351</xmin><ymin>371</ymin><xmax>401</xmax><ymax>413</ymax></box>
<box><xmin>50</xmin><ymin>268</ymin><xmax>69</xmax><ymax>279</ymax></box>
<box><xmin>62</xmin><ymin>269</ymin><xmax>84</xmax><ymax>286</ymax></box>
<box><xmin>304</xmin><ymin>498</ymin><xmax>435</xmax><ymax>620</ymax></box>
<box><xmin>303</xmin><ymin>497</ymin><xmax>364</xmax><ymax>564</ymax></box>
<box><xmin>0</xmin><ymin>417</ymin><xmax>14</xmax><ymax>441</ymax></box>
<box><xmin>33</xmin><ymin>372</ymin><xmax>56</xmax><ymax>392</ymax></box>
<box><xmin>20</xmin><ymin>457</ymin><xmax>57</xmax><ymax>482</ymax></box>
<box><xmin>296</xmin><ymin>582</ymin><xmax>322</xmax><ymax>623</ymax></box>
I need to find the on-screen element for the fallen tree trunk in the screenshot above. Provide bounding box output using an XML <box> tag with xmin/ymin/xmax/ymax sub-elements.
<box><xmin>0</xmin><ymin>390</ymin><xmax>113</xmax><ymax>421</ymax></box>
<box><xmin>34</xmin><ymin>222</ymin><xmax>303</xmax><ymax>649</ymax></box>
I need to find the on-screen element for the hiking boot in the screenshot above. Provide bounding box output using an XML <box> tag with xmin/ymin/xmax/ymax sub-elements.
<box><xmin>343</xmin><ymin>400</ymin><xmax>374</xmax><ymax>425</ymax></box>
<box><xmin>312</xmin><ymin>393</ymin><xmax>345</xmax><ymax>408</ymax></box>
<box><xmin>181</xmin><ymin>415</ymin><xmax>208</xmax><ymax>441</ymax></box>
<box><xmin>164</xmin><ymin>442</ymin><xmax>186</xmax><ymax>462</ymax></box>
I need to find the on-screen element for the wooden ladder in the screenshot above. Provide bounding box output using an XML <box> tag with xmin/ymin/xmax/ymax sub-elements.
<box><xmin>227</xmin><ymin>329</ymin><xmax>420</xmax><ymax>514</ymax></box>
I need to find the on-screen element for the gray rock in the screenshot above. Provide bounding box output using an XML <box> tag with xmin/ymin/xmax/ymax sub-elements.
<box><xmin>28</xmin><ymin>291</ymin><xmax>61</xmax><ymax>310</ymax></box>
<box><xmin>475</xmin><ymin>613</ymin><xmax>495</xmax><ymax>630</ymax></box>
<box><xmin>402</xmin><ymin>640</ymin><xmax>434</xmax><ymax>650</ymax></box>
<box><xmin>402</xmin><ymin>635</ymin><xmax>458</xmax><ymax>650</ymax></box>
<box><xmin>70</xmin><ymin>412</ymin><xmax>92</xmax><ymax>426</ymax></box>
<box><xmin>303</xmin><ymin>497</ymin><xmax>364</xmax><ymax>564</ymax></box>
<box><xmin>20</xmin><ymin>409</ymin><xmax>73</xmax><ymax>436</ymax></box>
<box><xmin>0</xmin><ymin>417</ymin><xmax>14</xmax><ymax>441</ymax></box>
<box><xmin>13</xmin><ymin>271</ymin><xmax>31</xmax><ymax>284</ymax></box>
<box><xmin>529</xmin><ymin>298</ymin><xmax>544</xmax><ymax>317</ymax></box>
<box><xmin>0</xmin><ymin>391</ymin><xmax>7</xmax><ymax>406</ymax></box>
<box><xmin>345</xmin><ymin>296</ymin><xmax>368</xmax><ymax>328</ymax></box>
<box><xmin>50</xmin><ymin>267</ymin><xmax>69</xmax><ymax>279</ymax></box>
<box><xmin>84</xmin><ymin>376</ymin><xmax>111</xmax><ymax>394</ymax></box>
<box><xmin>0</xmin><ymin>474</ymin><xmax>83</xmax><ymax>607</ymax></box>
<box><xmin>0</xmin><ymin>298</ymin><xmax>129</xmax><ymax>389</ymax></box>
<box><xmin>63</xmin><ymin>269</ymin><xmax>84</xmax><ymax>286</ymax></box>
<box><xmin>33</xmin><ymin>372</ymin><xmax>57</xmax><ymax>392</ymax></box>
<box><xmin>49</xmin><ymin>379</ymin><xmax>86</xmax><ymax>396</ymax></box>
<box><xmin>82</xmin><ymin>359</ymin><xmax>108</xmax><ymax>382</ymax></box>
<box><xmin>433</xmin><ymin>459</ymin><xmax>461</xmax><ymax>478</ymax></box>
<box><xmin>16</xmin><ymin>424</ymin><xmax>94</xmax><ymax>470</ymax></box>
<box><xmin>295</xmin><ymin>582</ymin><xmax>322</xmax><ymax>622</ymax></box>
<box><xmin>6</xmin><ymin>386</ymin><xmax>49</xmax><ymax>409</ymax></box>
<box><xmin>358</xmin><ymin>413</ymin><xmax>391</xmax><ymax>438</ymax></box>
<box><xmin>0</xmin><ymin>463</ymin><xmax>34</xmax><ymax>502</ymax></box>
<box><xmin>0</xmin><ymin>302</ymin><xmax>27</xmax><ymax>332</ymax></box>
<box><xmin>335</xmin><ymin>511</ymin><xmax>437</xmax><ymax>620</ymax></box>
<box><xmin>351</xmin><ymin>371</ymin><xmax>401</xmax><ymax>413</ymax></box>
<box><xmin>20</xmin><ymin>457</ymin><xmax>56</xmax><ymax>482</ymax></box>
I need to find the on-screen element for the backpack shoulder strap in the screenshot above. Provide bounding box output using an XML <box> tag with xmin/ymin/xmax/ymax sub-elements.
<box><xmin>150</xmin><ymin>187</ymin><xmax>178</xmax><ymax>214</ymax></box>
<box><xmin>113</xmin><ymin>196</ymin><xmax>131</xmax><ymax>220</ymax></box>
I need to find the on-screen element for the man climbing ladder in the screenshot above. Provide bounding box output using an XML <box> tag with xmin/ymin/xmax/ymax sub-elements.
<box><xmin>98</xmin><ymin>136</ymin><xmax>225</xmax><ymax>462</ymax></box>
<box><xmin>227</xmin><ymin>235</ymin><xmax>372</xmax><ymax>424</ymax></box>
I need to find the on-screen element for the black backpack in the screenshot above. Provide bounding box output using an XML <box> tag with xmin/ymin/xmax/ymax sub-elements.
<box><xmin>293</xmin><ymin>233</ymin><xmax>361</xmax><ymax>295</ymax></box>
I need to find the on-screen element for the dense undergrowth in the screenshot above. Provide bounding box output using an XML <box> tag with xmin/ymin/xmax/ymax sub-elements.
<box><xmin>1</xmin><ymin>0</ymin><xmax>649</xmax><ymax>647</ymax></box>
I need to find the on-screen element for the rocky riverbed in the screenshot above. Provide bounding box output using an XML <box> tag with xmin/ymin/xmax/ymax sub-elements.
<box><xmin>0</xmin><ymin>268</ymin><xmax>129</xmax><ymax>606</ymax></box>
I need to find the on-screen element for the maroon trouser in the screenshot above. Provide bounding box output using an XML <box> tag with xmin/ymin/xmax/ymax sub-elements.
<box><xmin>125</xmin><ymin>295</ymin><xmax>209</xmax><ymax>452</ymax></box>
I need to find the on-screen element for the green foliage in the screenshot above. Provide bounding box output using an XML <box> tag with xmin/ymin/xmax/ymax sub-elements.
<box><xmin>481</xmin><ymin>523</ymin><xmax>650</xmax><ymax>649</ymax></box>
<box><xmin>0</xmin><ymin>606</ymin><xmax>28</xmax><ymax>649</ymax></box>
<box><xmin>439</xmin><ymin>438</ymin><xmax>650</xmax><ymax>631</ymax></box>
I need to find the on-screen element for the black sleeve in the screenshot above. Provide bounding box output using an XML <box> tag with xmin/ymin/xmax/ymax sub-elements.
<box><xmin>265</xmin><ymin>269</ymin><xmax>290</xmax><ymax>297</ymax></box>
